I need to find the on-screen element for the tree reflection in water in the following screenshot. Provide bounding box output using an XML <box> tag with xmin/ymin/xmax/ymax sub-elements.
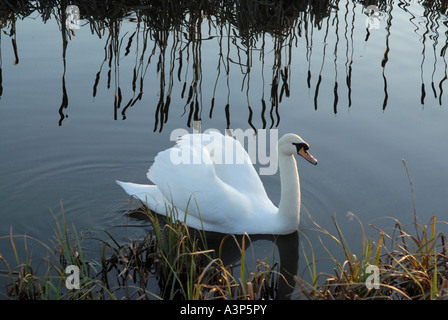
<box><xmin>1</xmin><ymin>0</ymin><xmax>447</xmax><ymax>127</ymax></box>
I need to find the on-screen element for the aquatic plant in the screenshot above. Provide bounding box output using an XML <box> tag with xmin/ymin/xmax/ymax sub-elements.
<box><xmin>295</xmin><ymin>212</ymin><xmax>448</xmax><ymax>300</ymax></box>
<box><xmin>0</xmin><ymin>200</ymin><xmax>280</xmax><ymax>300</ymax></box>
<box><xmin>1</xmin><ymin>161</ymin><xmax>447</xmax><ymax>300</ymax></box>
<box><xmin>294</xmin><ymin>161</ymin><xmax>448</xmax><ymax>300</ymax></box>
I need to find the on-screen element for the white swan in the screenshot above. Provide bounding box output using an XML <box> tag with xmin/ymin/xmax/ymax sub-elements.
<box><xmin>116</xmin><ymin>131</ymin><xmax>317</xmax><ymax>235</ymax></box>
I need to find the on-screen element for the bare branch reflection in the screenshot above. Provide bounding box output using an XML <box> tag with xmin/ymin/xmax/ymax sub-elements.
<box><xmin>1</xmin><ymin>0</ymin><xmax>448</xmax><ymax>126</ymax></box>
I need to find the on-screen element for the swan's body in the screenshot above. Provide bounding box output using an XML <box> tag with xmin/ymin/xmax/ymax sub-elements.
<box><xmin>117</xmin><ymin>131</ymin><xmax>317</xmax><ymax>235</ymax></box>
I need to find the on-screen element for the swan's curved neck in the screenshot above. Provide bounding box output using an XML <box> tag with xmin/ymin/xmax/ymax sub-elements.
<box><xmin>277</xmin><ymin>153</ymin><xmax>300</xmax><ymax>223</ymax></box>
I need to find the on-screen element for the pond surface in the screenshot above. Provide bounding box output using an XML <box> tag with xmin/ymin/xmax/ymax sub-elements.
<box><xmin>1</xmin><ymin>0</ymin><xmax>448</xmax><ymax>298</ymax></box>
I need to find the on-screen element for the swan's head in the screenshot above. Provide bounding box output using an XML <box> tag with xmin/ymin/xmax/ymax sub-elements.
<box><xmin>278</xmin><ymin>133</ymin><xmax>318</xmax><ymax>165</ymax></box>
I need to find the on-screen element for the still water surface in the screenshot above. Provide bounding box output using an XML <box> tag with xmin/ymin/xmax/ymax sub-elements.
<box><xmin>0</xmin><ymin>1</ymin><xmax>447</xmax><ymax>298</ymax></box>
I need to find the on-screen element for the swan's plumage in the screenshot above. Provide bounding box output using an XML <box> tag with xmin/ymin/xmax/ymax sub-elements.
<box><xmin>117</xmin><ymin>131</ymin><xmax>316</xmax><ymax>235</ymax></box>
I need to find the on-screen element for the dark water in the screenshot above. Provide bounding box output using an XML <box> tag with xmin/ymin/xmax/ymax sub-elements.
<box><xmin>1</xmin><ymin>0</ymin><xmax>448</xmax><ymax>298</ymax></box>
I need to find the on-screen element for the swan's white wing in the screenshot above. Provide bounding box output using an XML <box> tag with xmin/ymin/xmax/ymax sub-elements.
<box><xmin>116</xmin><ymin>180</ymin><xmax>211</xmax><ymax>230</ymax></box>
<box><xmin>116</xmin><ymin>181</ymin><xmax>163</xmax><ymax>204</ymax></box>
<box><xmin>176</xmin><ymin>132</ymin><xmax>272</xmax><ymax>200</ymax></box>
<box><xmin>147</xmin><ymin>133</ymin><xmax>276</xmax><ymax>229</ymax></box>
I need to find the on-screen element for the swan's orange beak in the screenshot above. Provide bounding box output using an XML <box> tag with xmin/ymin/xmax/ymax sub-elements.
<box><xmin>298</xmin><ymin>147</ymin><xmax>318</xmax><ymax>165</ymax></box>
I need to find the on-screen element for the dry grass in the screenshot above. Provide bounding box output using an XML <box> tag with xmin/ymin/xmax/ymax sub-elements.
<box><xmin>295</xmin><ymin>212</ymin><xmax>448</xmax><ymax>300</ymax></box>
<box><xmin>294</xmin><ymin>160</ymin><xmax>448</xmax><ymax>300</ymax></box>
<box><xmin>1</xmin><ymin>159</ymin><xmax>447</xmax><ymax>300</ymax></box>
<box><xmin>1</xmin><ymin>201</ymin><xmax>447</xmax><ymax>300</ymax></box>
<box><xmin>0</xmin><ymin>201</ymin><xmax>281</xmax><ymax>300</ymax></box>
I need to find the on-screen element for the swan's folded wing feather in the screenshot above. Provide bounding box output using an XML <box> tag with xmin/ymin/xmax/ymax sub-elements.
<box><xmin>207</xmin><ymin>132</ymin><xmax>277</xmax><ymax>212</ymax></box>
<box><xmin>116</xmin><ymin>181</ymin><xmax>168</xmax><ymax>212</ymax></box>
<box><xmin>147</xmin><ymin>137</ymin><xmax>261</xmax><ymax>225</ymax></box>
<box><xmin>178</xmin><ymin>132</ymin><xmax>272</xmax><ymax>199</ymax></box>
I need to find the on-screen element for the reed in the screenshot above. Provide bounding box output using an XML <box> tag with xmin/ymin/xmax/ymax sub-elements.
<box><xmin>296</xmin><ymin>212</ymin><xmax>448</xmax><ymax>300</ymax></box>
<box><xmin>295</xmin><ymin>161</ymin><xmax>448</xmax><ymax>300</ymax></box>
<box><xmin>1</xmin><ymin>163</ymin><xmax>447</xmax><ymax>299</ymax></box>
<box><xmin>1</xmin><ymin>202</ymin><xmax>447</xmax><ymax>299</ymax></box>
<box><xmin>0</xmin><ymin>200</ymin><xmax>280</xmax><ymax>300</ymax></box>
<box><xmin>0</xmin><ymin>201</ymin><xmax>113</xmax><ymax>299</ymax></box>
<box><xmin>125</xmin><ymin>201</ymin><xmax>281</xmax><ymax>300</ymax></box>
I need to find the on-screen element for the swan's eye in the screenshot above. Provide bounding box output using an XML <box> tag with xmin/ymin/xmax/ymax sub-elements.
<box><xmin>293</xmin><ymin>142</ymin><xmax>309</xmax><ymax>154</ymax></box>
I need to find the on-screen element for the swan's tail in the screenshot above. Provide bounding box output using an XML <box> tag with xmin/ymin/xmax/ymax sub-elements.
<box><xmin>116</xmin><ymin>180</ymin><xmax>206</xmax><ymax>230</ymax></box>
<box><xmin>116</xmin><ymin>181</ymin><xmax>167</xmax><ymax>213</ymax></box>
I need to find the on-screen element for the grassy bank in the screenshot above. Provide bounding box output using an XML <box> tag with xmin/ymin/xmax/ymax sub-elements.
<box><xmin>1</xmin><ymin>197</ymin><xmax>447</xmax><ymax>300</ymax></box>
<box><xmin>0</xmin><ymin>201</ymin><xmax>281</xmax><ymax>300</ymax></box>
<box><xmin>296</xmin><ymin>211</ymin><xmax>448</xmax><ymax>299</ymax></box>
